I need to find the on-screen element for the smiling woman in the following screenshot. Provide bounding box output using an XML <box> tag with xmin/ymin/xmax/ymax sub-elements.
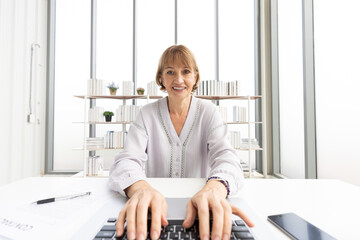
<box><xmin>156</xmin><ymin>45</ymin><xmax>199</xmax><ymax>136</ymax></box>
<box><xmin>157</xmin><ymin>47</ymin><xmax>198</xmax><ymax>99</ymax></box>
<box><xmin>108</xmin><ymin>44</ymin><xmax>252</xmax><ymax>240</ymax></box>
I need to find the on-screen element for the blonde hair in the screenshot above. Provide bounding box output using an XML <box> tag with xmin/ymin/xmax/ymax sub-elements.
<box><xmin>156</xmin><ymin>45</ymin><xmax>200</xmax><ymax>92</ymax></box>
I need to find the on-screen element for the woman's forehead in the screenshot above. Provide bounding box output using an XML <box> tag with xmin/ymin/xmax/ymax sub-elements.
<box><xmin>164</xmin><ymin>59</ymin><xmax>191</xmax><ymax>69</ymax></box>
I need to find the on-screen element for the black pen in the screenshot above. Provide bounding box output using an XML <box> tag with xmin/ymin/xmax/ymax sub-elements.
<box><xmin>33</xmin><ymin>192</ymin><xmax>91</xmax><ymax>204</ymax></box>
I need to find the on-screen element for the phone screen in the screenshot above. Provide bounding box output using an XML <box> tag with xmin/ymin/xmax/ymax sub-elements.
<box><xmin>268</xmin><ymin>213</ymin><xmax>337</xmax><ymax>240</ymax></box>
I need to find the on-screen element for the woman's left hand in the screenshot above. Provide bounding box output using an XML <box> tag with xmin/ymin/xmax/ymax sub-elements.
<box><xmin>183</xmin><ymin>180</ymin><xmax>254</xmax><ymax>240</ymax></box>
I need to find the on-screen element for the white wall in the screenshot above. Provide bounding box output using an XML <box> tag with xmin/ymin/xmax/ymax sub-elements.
<box><xmin>0</xmin><ymin>0</ymin><xmax>47</xmax><ymax>186</ymax></box>
<box><xmin>314</xmin><ymin>0</ymin><xmax>360</xmax><ymax>186</ymax></box>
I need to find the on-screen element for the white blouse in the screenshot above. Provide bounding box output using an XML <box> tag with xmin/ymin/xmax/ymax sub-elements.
<box><xmin>108</xmin><ymin>96</ymin><xmax>244</xmax><ymax>197</ymax></box>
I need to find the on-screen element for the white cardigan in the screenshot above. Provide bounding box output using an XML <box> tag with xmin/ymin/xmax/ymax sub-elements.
<box><xmin>108</xmin><ymin>96</ymin><xmax>244</xmax><ymax>197</ymax></box>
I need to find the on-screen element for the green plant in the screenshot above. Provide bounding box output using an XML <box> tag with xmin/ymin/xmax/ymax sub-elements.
<box><xmin>136</xmin><ymin>87</ymin><xmax>145</xmax><ymax>95</ymax></box>
<box><xmin>103</xmin><ymin>111</ymin><xmax>114</xmax><ymax>117</ymax></box>
<box><xmin>107</xmin><ymin>82</ymin><xmax>119</xmax><ymax>91</ymax></box>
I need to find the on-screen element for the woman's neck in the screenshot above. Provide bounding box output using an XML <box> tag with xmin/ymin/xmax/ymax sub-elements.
<box><xmin>167</xmin><ymin>95</ymin><xmax>192</xmax><ymax>117</ymax></box>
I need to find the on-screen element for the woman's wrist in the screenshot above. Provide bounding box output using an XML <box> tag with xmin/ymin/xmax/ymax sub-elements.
<box><xmin>206</xmin><ymin>177</ymin><xmax>230</xmax><ymax>198</ymax></box>
<box><xmin>124</xmin><ymin>180</ymin><xmax>151</xmax><ymax>198</ymax></box>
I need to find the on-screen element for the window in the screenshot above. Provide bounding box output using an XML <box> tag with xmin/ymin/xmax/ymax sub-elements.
<box><xmin>277</xmin><ymin>0</ymin><xmax>305</xmax><ymax>178</ymax></box>
<box><xmin>53</xmin><ymin>0</ymin><xmax>90</xmax><ymax>171</ymax></box>
<box><xmin>48</xmin><ymin>0</ymin><xmax>258</xmax><ymax>173</ymax></box>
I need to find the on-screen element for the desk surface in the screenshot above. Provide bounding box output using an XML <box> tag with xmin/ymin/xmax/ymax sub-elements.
<box><xmin>0</xmin><ymin>177</ymin><xmax>359</xmax><ymax>240</ymax></box>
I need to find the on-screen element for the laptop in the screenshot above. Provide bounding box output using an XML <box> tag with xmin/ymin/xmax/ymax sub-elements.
<box><xmin>75</xmin><ymin>198</ymin><xmax>277</xmax><ymax>240</ymax></box>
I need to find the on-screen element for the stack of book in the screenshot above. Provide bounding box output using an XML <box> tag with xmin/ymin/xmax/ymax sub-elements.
<box><xmin>122</xmin><ymin>81</ymin><xmax>134</xmax><ymax>95</ymax></box>
<box><xmin>229</xmin><ymin>131</ymin><xmax>241</xmax><ymax>149</ymax></box>
<box><xmin>85</xmin><ymin>137</ymin><xmax>104</xmax><ymax>149</ymax></box>
<box><xmin>104</xmin><ymin>131</ymin><xmax>127</xmax><ymax>149</ymax></box>
<box><xmin>239</xmin><ymin>138</ymin><xmax>260</xmax><ymax>149</ymax></box>
<box><xmin>196</xmin><ymin>80</ymin><xmax>241</xmax><ymax>96</ymax></box>
<box><xmin>233</xmin><ymin>106</ymin><xmax>247</xmax><ymax>122</ymax></box>
<box><xmin>87</xmin><ymin>156</ymin><xmax>103</xmax><ymax>176</ymax></box>
<box><xmin>216</xmin><ymin>106</ymin><xmax>228</xmax><ymax>122</ymax></box>
<box><xmin>88</xmin><ymin>106</ymin><xmax>104</xmax><ymax>122</ymax></box>
<box><xmin>116</xmin><ymin>105</ymin><xmax>141</xmax><ymax>122</ymax></box>
<box><xmin>241</xmin><ymin>161</ymin><xmax>250</xmax><ymax>172</ymax></box>
<box><xmin>87</xmin><ymin>79</ymin><xmax>104</xmax><ymax>96</ymax></box>
<box><xmin>147</xmin><ymin>81</ymin><xmax>159</xmax><ymax>96</ymax></box>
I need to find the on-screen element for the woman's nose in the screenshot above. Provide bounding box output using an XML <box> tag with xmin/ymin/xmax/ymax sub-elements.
<box><xmin>174</xmin><ymin>73</ymin><xmax>184</xmax><ymax>83</ymax></box>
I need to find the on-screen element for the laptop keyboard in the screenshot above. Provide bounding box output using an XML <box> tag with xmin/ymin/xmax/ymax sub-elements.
<box><xmin>94</xmin><ymin>218</ymin><xmax>254</xmax><ymax>240</ymax></box>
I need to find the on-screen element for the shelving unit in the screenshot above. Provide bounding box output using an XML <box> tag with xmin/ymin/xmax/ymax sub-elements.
<box><xmin>75</xmin><ymin>94</ymin><xmax>164</xmax><ymax>177</ymax></box>
<box><xmin>74</xmin><ymin>95</ymin><xmax>163</xmax><ymax>100</ymax></box>
<box><xmin>75</xmin><ymin>94</ymin><xmax>264</xmax><ymax>178</ymax></box>
<box><xmin>197</xmin><ymin>95</ymin><xmax>264</xmax><ymax>177</ymax></box>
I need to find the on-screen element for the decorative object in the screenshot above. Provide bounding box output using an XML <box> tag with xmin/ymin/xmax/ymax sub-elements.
<box><xmin>136</xmin><ymin>87</ymin><xmax>145</xmax><ymax>95</ymax></box>
<box><xmin>103</xmin><ymin>111</ymin><xmax>114</xmax><ymax>122</ymax></box>
<box><xmin>107</xmin><ymin>82</ymin><xmax>119</xmax><ymax>95</ymax></box>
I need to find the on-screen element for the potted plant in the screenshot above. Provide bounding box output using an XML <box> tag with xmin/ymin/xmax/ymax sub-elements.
<box><xmin>136</xmin><ymin>87</ymin><xmax>145</xmax><ymax>95</ymax></box>
<box><xmin>103</xmin><ymin>111</ymin><xmax>114</xmax><ymax>122</ymax></box>
<box><xmin>107</xmin><ymin>82</ymin><xmax>119</xmax><ymax>95</ymax></box>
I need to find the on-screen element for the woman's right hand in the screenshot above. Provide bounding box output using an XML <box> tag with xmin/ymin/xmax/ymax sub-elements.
<box><xmin>116</xmin><ymin>180</ymin><xmax>168</xmax><ymax>240</ymax></box>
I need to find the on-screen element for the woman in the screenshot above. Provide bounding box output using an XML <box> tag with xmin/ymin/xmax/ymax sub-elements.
<box><xmin>108</xmin><ymin>45</ymin><xmax>253</xmax><ymax>240</ymax></box>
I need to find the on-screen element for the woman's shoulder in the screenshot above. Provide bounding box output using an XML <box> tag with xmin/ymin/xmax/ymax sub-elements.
<box><xmin>139</xmin><ymin>97</ymin><xmax>165</xmax><ymax>114</ymax></box>
<box><xmin>193</xmin><ymin>96</ymin><xmax>217</xmax><ymax>113</ymax></box>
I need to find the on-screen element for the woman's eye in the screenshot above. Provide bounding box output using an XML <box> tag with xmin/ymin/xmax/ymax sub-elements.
<box><xmin>166</xmin><ymin>71</ymin><xmax>174</xmax><ymax>75</ymax></box>
<box><xmin>184</xmin><ymin>69</ymin><xmax>191</xmax><ymax>74</ymax></box>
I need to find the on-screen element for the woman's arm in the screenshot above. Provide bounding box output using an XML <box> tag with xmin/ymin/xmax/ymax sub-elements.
<box><xmin>108</xmin><ymin>109</ymin><xmax>148</xmax><ymax>197</ymax></box>
<box><xmin>206</xmin><ymin>107</ymin><xmax>244</xmax><ymax>196</ymax></box>
<box><xmin>184</xmin><ymin>107</ymin><xmax>253</xmax><ymax>240</ymax></box>
<box><xmin>108</xmin><ymin>109</ymin><xmax>168</xmax><ymax>240</ymax></box>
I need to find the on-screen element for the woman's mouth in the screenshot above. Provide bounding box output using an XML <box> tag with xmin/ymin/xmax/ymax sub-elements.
<box><xmin>172</xmin><ymin>86</ymin><xmax>186</xmax><ymax>90</ymax></box>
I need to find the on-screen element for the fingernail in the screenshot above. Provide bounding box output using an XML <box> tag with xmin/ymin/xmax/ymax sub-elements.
<box><xmin>137</xmin><ymin>232</ymin><xmax>145</xmax><ymax>240</ymax></box>
<box><xmin>213</xmin><ymin>235</ymin><xmax>220</xmax><ymax>240</ymax></box>
<box><xmin>116</xmin><ymin>230</ymin><xmax>121</xmax><ymax>237</ymax></box>
<box><xmin>127</xmin><ymin>231</ymin><xmax>135</xmax><ymax>240</ymax></box>
<box><xmin>151</xmin><ymin>230</ymin><xmax>159</xmax><ymax>239</ymax></box>
<box><xmin>203</xmin><ymin>235</ymin><xmax>209</xmax><ymax>240</ymax></box>
<box><xmin>222</xmin><ymin>234</ymin><xmax>229</xmax><ymax>240</ymax></box>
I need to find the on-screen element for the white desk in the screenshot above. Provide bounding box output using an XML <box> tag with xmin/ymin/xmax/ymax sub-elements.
<box><xmin>0</xmin><ymin>177</ymin><xmax>359</xmax><ymax>239</ymax></box>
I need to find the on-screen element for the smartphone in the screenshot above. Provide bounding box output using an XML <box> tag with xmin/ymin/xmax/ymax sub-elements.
<box><xmin>268</xmin><ymin>213</ymin><xmax>337</xmax><ymax>240</ymax></box>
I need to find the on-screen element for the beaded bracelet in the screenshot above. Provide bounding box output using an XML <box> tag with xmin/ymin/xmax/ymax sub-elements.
<box><xmin>206</xmin><ymin>176</ymin><xmax>230</xmax><ymax>198</ymax></box>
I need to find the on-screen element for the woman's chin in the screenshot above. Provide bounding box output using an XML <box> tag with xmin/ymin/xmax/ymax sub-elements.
<box><xmin>168</xmin><ymin>91</ymin><xmax>191</xmax><ymax>99</ymax></box>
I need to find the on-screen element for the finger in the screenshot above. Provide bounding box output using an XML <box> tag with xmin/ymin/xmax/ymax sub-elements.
<box><xmin>126</xmin><ymin>200</ymin><xmax>138</xmax><ymax>240</ymax></box>
<box><xmin>197</xmin><ymin>198</ymin><xmax>210</xmax><ymax>240</ymax></box>
<box><xmin>116</xmin><ymin>208</ymin><xmax>126</xmax><ymax>237</ymax></box>
<box><xmin>221</xmin><ymin>200</ymin><xmax>232</xmax><ymax>240</ymax></box>
<box><xmin>183</xmin><ymin>200</ymin><xmax>196</xmax><ymax>228</ymax></box>
<box><xmin>150</xmin><ymin>196</ymin><xmax>162</xmax><ymax>239</ymax></box>
<box><xmin>161</xmin><ymin>198</ymin><xmax>168</xmax><ymax>226</ymax></box>
<box><xmin>231</xmin><ymin>204</ymin><xmax>255</xmax><ymax>228</ymax></box>
<box><xmin>209</xmin><ymin>199</ymin><xmax>224</xmax><ymax>240</ymax></box>
<box><xmin>136</xmin><ymin>196</ymin><xmax>151</xmax><ymax>240</ymax></box>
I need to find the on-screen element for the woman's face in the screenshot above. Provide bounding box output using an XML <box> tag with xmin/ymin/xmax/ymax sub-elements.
<box><xmin>161</xmin><ymin>62</ymin><xmax>196</xmax><ymax>101</ymax></box>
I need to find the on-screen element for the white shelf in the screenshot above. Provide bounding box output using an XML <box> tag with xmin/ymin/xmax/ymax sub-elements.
<box><xmin>235</xmin><ymin>147</ymin><xmax>263</xmax><ymax>151</ymax></box>
<box><xmin>74</xmin><ymin>95</ymin><xmax>261</xmax><ymax>100</ymax></box>
<box><xmin>195</xmin><ymin>95</ymin><xmax>262</xmax><ymax>100</ymax></box>
<box><xmin>74</xmin><ymin>147</ymin><xmax>262</xmax><ymax>152</ymax></box>
<box><xmin>74</xmin><ymin>121</ymin><xmax>262</xmax><ymax>125</ymax></box>
<box><xmin>227</xmin><ymin>121</ymin><xmax>262</xmax><ymax>125</ymax></box>
<box><xmin>73</xmin><ymin>147</ymin><xmax>123</xmax><ymax>151</ymax></box>
<box><xmin>72</xmin><ymin>170</ymin><xmax>110</xmax><ymax>178</ymax></box>
<box><xmin>73</xmin><ymin>121</ymin><xmax>132</xmax><ymax>124</ymax></box>
<box><xmin>74</xmin><ymin>95</ymin><xmax>163</xmax><ymax>100</ymax></box>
